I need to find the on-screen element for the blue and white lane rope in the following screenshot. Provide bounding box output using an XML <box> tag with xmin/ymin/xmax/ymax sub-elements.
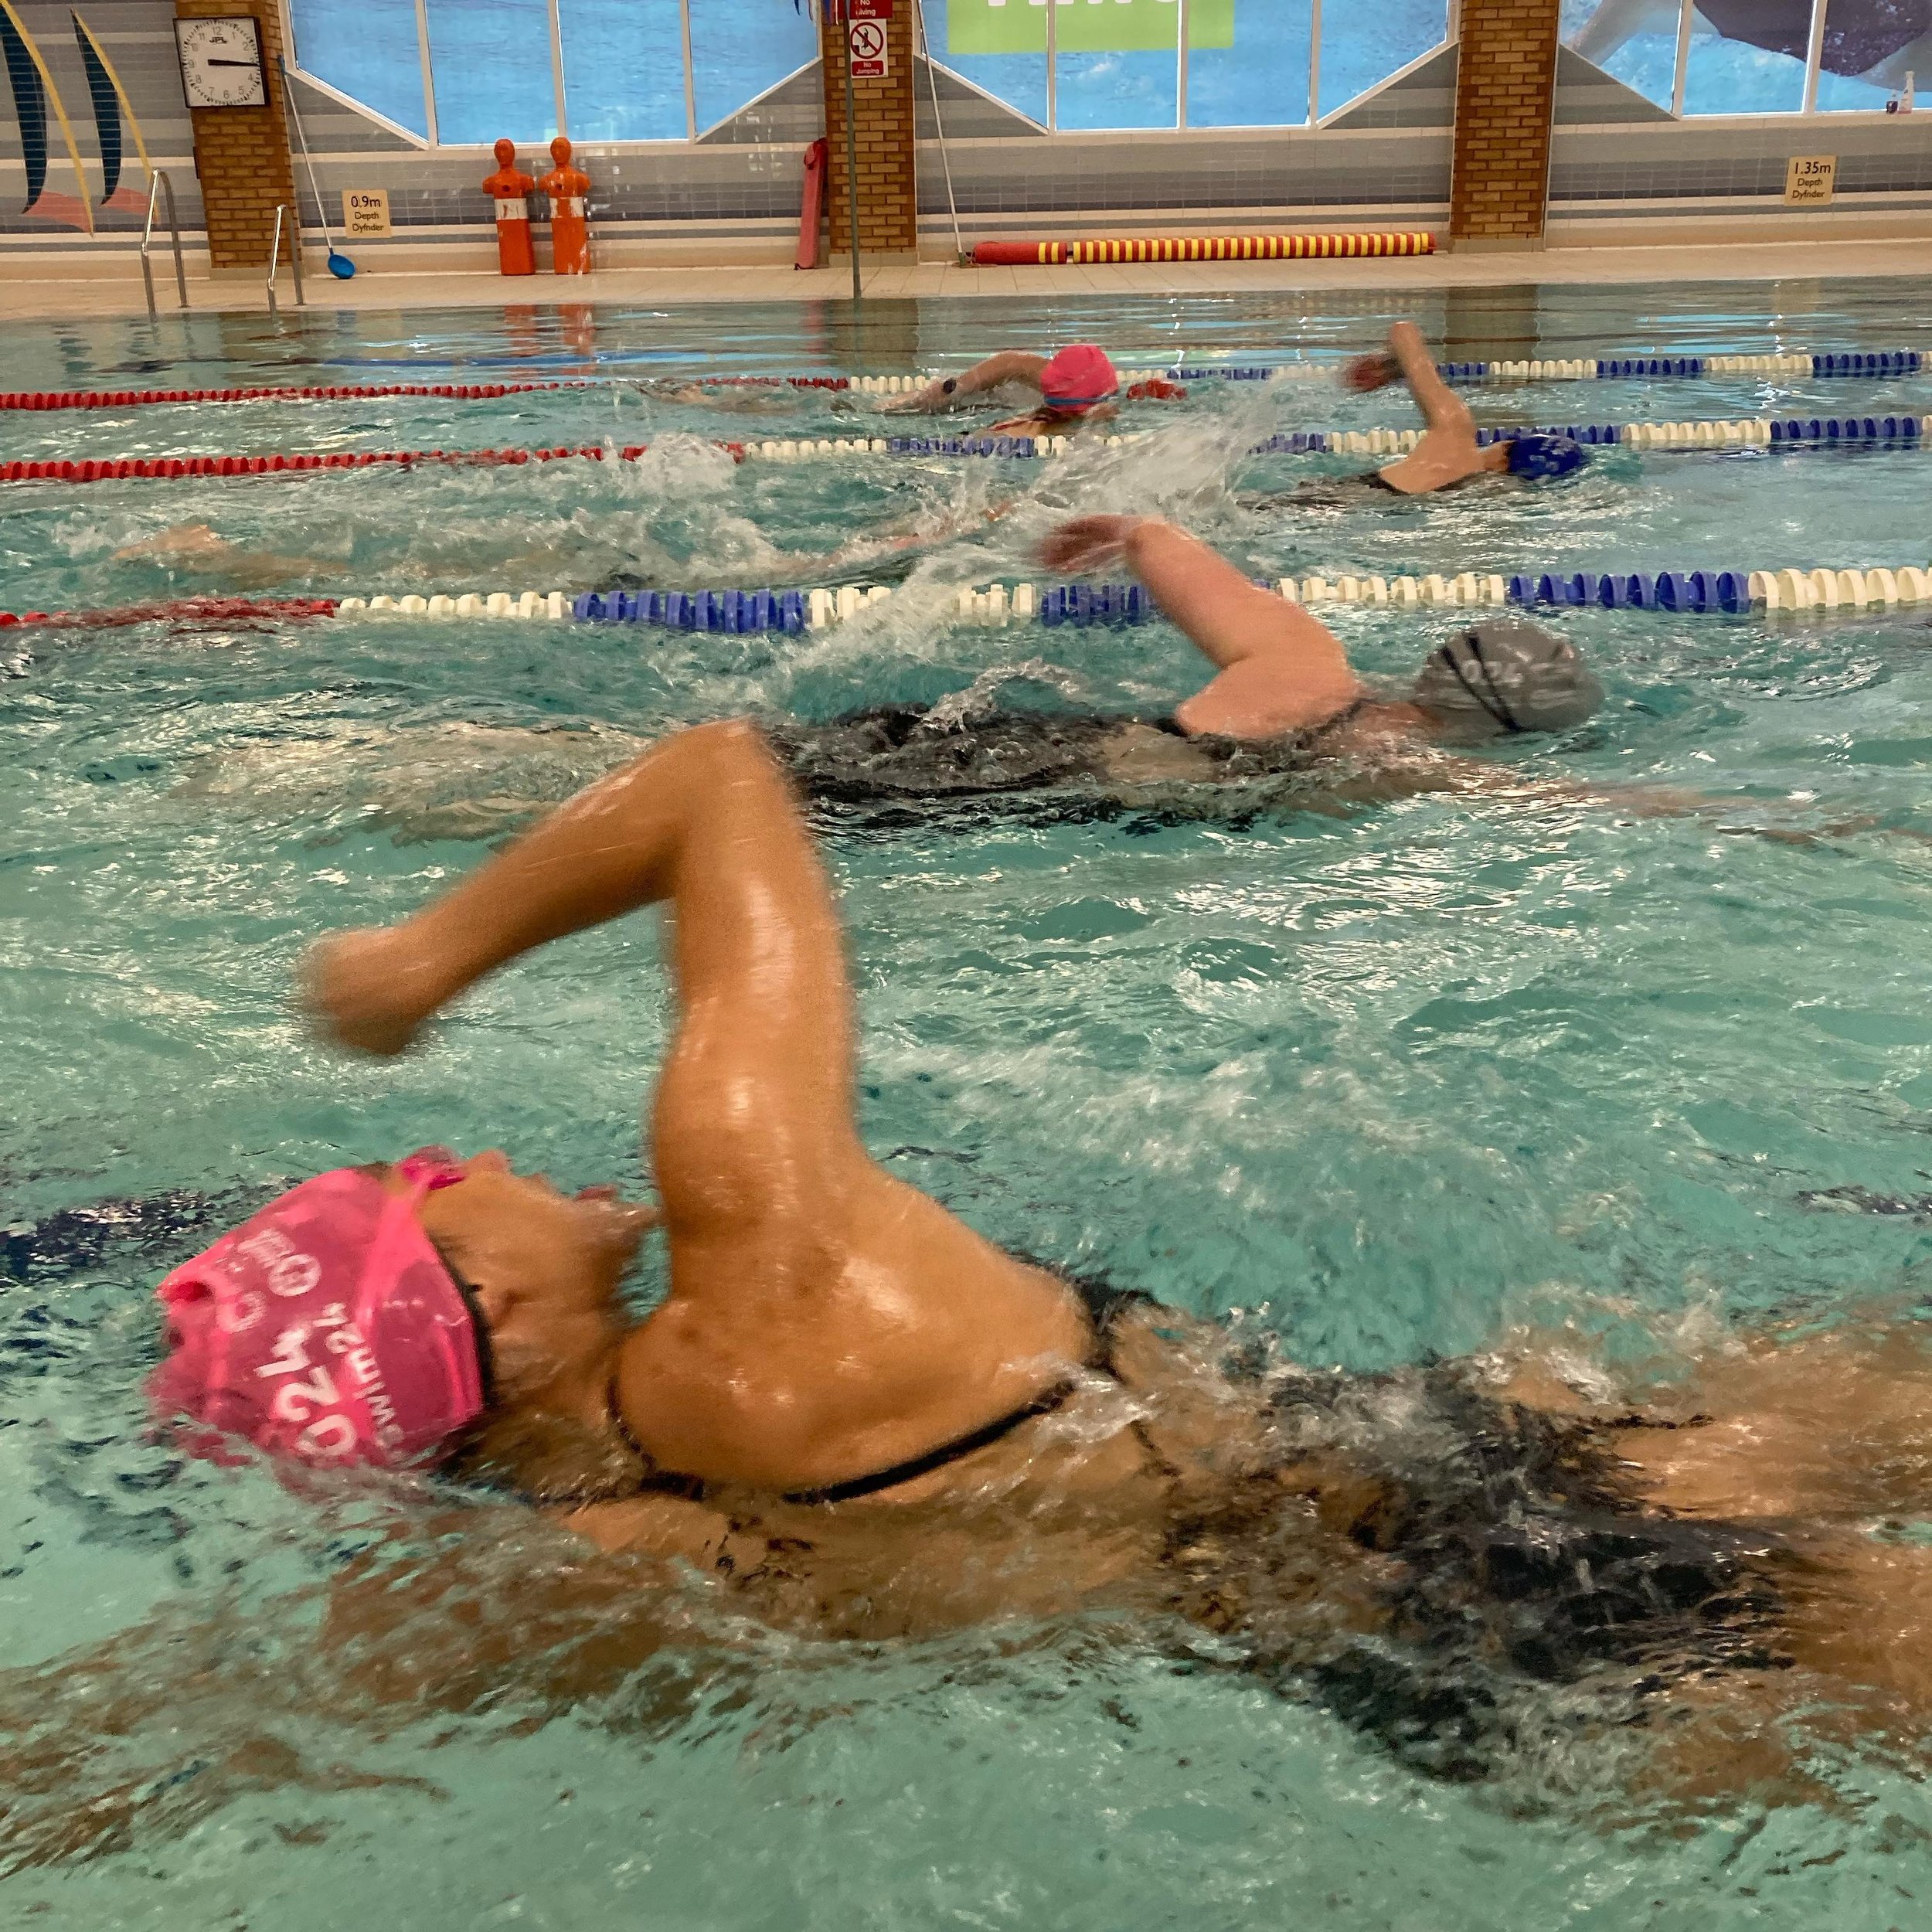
<box><xmin>1430</xmin><ymin>352</ymin><xmax>1920</xmax><ymax>383</ymax></box>
<box><xmin>6</xmin><ymin>416</ymin><xmax>1920</xmax><ymax>493</ymax></box>
<box><xmin>332</xmin><ymin>563</ymin><xmax>1932</xmax><ymax>632</ymax></box>
<box><xmin>744</xmin><ymin>414</ymin><xmax>1927</xmax><ymax>461</ymax></box>
<box><xmin>848</xmin><ymin>351</ymin><xmax>1923</xmax><ymax>394</ymax></box>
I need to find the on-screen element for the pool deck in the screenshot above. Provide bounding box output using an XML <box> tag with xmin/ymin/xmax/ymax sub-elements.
<box><xmin>2</xmin><ymin>233</ymin><xmax>1930</xmax><ymax>323</ymax></box>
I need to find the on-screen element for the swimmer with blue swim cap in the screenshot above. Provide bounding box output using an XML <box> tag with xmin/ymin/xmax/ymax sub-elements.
<box><xmin>1335</xmin><ymin>320</ymin><xmax>1588</xmax><ymax>496</ymax></box>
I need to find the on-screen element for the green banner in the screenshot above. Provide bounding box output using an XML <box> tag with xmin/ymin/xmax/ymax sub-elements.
<box><xmin>947</xmin><ymin>0</ymin><xmax>1233</xmax><ymax>57</ymax></box>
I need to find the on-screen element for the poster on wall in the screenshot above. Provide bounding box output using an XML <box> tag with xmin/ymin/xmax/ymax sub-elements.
<box><xmin>947</xmin><ymin>0</ymin><xmax>1233</xmax><ymax>54</ymax></box>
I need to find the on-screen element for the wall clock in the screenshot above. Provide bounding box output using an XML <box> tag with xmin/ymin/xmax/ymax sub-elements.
<box><xmin>175</xmin><ymin>16</ymin><xmax>269</xmax><ymax>111</ymax></box>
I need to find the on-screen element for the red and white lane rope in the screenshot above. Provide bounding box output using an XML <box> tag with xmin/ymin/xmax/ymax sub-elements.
<box><xmin>0</xmin><ymin>377</ymin><xmax>852</xmax><ymax>412</ymax></box>
<box><xmin>0</xmin><ymin>444</ymin><xmax>752</xmax><ymax>483</ymax></box>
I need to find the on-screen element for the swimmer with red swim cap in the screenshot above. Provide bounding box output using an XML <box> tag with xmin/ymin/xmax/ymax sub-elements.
<box><xmin>883</xmin><ymin>343</ymin><xmax>1178</xmax><ymax>436</ymax></box>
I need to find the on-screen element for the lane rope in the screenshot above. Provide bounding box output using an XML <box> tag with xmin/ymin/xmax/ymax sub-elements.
<box><xmin>10</xmin><ymin>563</ymin><xmax>1930</xmax><ymax>634</ymax></box>
<box><xmin>8</xmin><ymin>413</ymin><xmax>1930</xmax><ymax>487</ymax></box>
<box><xmin>0</xmin><ymin>376</ymin><xmax>851</xmax><ymax>412</ymax></box>
<box><xmin>0</xmin><ymin>444</ymin><xmax>736</xmax><ymax>483</ymax></box>
<box><xmin>7</xmin><ymin>352</ymin><xmax>1928</xmax><ymax>414</ymax></box>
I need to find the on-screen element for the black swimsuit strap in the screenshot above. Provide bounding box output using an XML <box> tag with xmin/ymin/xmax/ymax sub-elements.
<box><xmin>777</xmin><ymin>1379</ymin><xmax>1081</xmax><ymax>1505</ymax></box>
<box><xmin>606</xmin><ymin>1267</ymin><xmax>1132</xmax><ymax>1509</ymax></box>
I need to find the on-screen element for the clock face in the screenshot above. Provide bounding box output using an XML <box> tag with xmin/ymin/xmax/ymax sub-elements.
<box><xmin>175</xmin><ymin>16</ymin><xmax>268</xmax><ymax>110</ymax></box>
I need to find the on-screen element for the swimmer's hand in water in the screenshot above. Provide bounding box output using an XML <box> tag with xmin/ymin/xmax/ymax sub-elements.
<box><xmin>301</xmin><ymin>925</ymin><xmax>456</xmax><ymax>1056</ymax></box>
<box><xmin>1038</xmin><ymin>515</ymin><xmax>1151</xmax><ymax>574</ymax></box>
<box><xmin>1340</xmin><ymin>351</ymin><xmax>1401</xmax><ymax>394</ymax></box>
<box><xmin>881</xmin><ymin>379</ymin><xmax>951</xmax><ymax>415</ymax></box>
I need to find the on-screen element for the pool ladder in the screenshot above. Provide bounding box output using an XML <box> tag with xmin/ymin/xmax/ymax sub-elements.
<box><xmin>139</xmin><ymin>171</ymin><xmax>189</xmax><ymax>319</ymax></box>
<box><xmin>266</xmin><ymin>203</ymin><xmax>306</xmax><ymax>315</ymax></box>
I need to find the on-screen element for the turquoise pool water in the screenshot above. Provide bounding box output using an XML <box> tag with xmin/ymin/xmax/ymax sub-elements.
<box><xmin>5</xmin><ymin>283</ymin><xmax>1932</xmax><ymax>1926</ymax></box>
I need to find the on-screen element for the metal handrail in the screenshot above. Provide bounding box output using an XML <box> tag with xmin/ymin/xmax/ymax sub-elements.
<box><xmin>139</xmin><ymin>171</ymin><xmax>188</xmax><ymax>318</ymax></box>
<box><xmin>266</xmin><ymin>202</ymin><xmax>306</xmax><ymax>315</ymax></box>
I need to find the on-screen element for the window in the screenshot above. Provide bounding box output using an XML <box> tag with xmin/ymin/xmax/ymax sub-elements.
<box><xmin>688</xmin><ymin>0</ymin><xmax>818</xmax><ymax>132</ymax></box>
<box><xmin>289</xmin><ymin>0</ymin><xmax>821</xmax><ymax>146</ymax></box>
<box><xmin>1680</xmin><ymin>1</ymin><xmax>1809</xmax><ymax>114</ymax></box>
<box><xmin>1562</xmin><ymin>0</ymin><xmax>1925</xmax><ymax>114</ymax></box>
<box><xmin>287</xmin><ymin>0</ymin><xmax>428</xmax><ymax>137</ymax></box>
<box><xmin>1814</xmin><ymin>0</ymin><xmax>1930</xmax><ymax>110</ymax></box>
<box><xmin>1053</xmin><ymin>0</ymin><xmax>1181</xmax><ymax>131</ymax></box>
<box><xmin>922</xmin><ymin>0</ymin><xmax>1048</xmax><ymax>125</ymax></box>
<box><xmin>561</xmin><ymin>0</ymin><xmax>687</xmax><ymax>144</ymax></box>
<box><xmin>925</xmin><ymin>0</ymin><xmax>1451</xmax><ymax>131</ymax></box>
<box><xmin>1559</xmin><ymin>0</ymin><xmax>1680</xmax><ymax>110</ymax></box>
<box><xmin>1318</xmin><ymin>0</ymin><xmax>1449</xmax><ymax>119</ymax></box>
<box><xmin>425</xmin><ymin>0</ymin><xmax>557</xmax><ymax>145</ymax></box>
<box><xmin>1188</xmin><ymin>0</ymin><xmax>1314</xmax><ymax>129</ymax></box>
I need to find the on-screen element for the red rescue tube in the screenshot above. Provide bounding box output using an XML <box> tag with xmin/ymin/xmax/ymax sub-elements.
<box><xmin>971</xmin><ymin>241</ymin><xmax>1069</xmax><ymax>265</ymax></box>
<box><xmin>795</xmin><ymin>137</ymin><xmax>827</xmax><ymax>271</ymax></box>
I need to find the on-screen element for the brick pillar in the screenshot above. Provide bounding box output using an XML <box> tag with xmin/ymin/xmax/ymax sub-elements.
<box><xmin>820</xmin><ymin>8</ymin><xmax>918</xmax><ymax>260</ymax></box>
<box><xmin>175</xmin><ymin>0</ymin><xmax>299</xmax><ymax>270</ymax></box>
<box><xmin>1449</xmin><ymin>0</ymin><xmax>1561</xmax><ymax>250</ymax></box>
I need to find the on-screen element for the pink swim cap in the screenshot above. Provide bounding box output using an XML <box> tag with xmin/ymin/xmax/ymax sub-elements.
<box><xmin>148</xmin><ymin>1151</ymin><xmax>486</xmax><ymax>1469</ymax></box>
<box><xmin>1039</xmin><ymin>344</ymin><xmax>1119</xmax><ymax>416</ymax></box>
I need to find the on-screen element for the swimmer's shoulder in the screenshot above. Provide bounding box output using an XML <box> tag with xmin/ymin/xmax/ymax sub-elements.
<box><xmin>1372</xmin><ymin>453</ymin><xmax>1493</xmax><ymax>495</ymax></box>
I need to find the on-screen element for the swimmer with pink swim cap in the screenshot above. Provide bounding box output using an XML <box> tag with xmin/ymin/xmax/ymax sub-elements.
<box><xmin>883</xmin><ymin>342</ymin><xmax>1177</xmax><ymax>435</ymax></box>
<box><xmin>150</xmin><ymin>1150</ymin><xmax>488</xmax><ymax>1467</ymax></box>
<box><xmin>150</xmin><ymin>1138</ymin><xmax>658</xmax><ymax>1480</ymax></box>
<box><xmin>69</xmin><ymin>716</ymin><xmax>1932</xmax><ymax>1820</ymax></box>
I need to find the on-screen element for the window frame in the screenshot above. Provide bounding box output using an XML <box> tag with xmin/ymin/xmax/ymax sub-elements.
<box><xmin>281</xmin><ymin>0</ymin><xmax>821</xmax><ymax>148</ymax></box>
<box><xmin>281</xmin><ymin>0</ymin><xmax>1896</xmax><ymax>154</ymax></box>
<box><xmin>1564</xmin><ymin>0</ymin><xmax>1913</xmax><ymax>122</ymax></box>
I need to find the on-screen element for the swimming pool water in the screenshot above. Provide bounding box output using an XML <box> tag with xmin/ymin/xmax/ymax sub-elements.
<box><xmin>5</xmin><ymin>282</ymin><xmax>1932</xmax><ymax>1927</ymax></box>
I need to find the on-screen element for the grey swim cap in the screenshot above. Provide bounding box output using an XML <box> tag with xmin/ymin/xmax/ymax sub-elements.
<box><xmin>1411</xmin><ymin>621</ymin><xmax>1604</xmax><ymax>736</ymax></box>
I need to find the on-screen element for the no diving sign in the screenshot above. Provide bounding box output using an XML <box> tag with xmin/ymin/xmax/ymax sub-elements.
<box><xmin>849</xmin><ymin>18</ymin><xmax>888</xmax><ymax>77</ymax></box>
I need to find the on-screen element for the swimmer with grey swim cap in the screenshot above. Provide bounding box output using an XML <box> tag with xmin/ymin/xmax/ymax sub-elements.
<box><xmin>1411</xmin><ymin>621</ymin><xmax>1606</xmax><ymax>737</ymax></box>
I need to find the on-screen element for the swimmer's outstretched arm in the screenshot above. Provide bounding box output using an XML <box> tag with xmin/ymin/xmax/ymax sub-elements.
<box><xmin>885</xmin><ymin>350</ymin><xmax>1049</xmax><ymax>414</ymax></box>
<box><xmin>112</xmin><ymin>523</ymin><xmax>332</xmax><ymax>591</ymax></box>
<box><xmin>1041</xmin><ymin>515</ymin><xmax>1362</xmax><ymax>737</ymax></box>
